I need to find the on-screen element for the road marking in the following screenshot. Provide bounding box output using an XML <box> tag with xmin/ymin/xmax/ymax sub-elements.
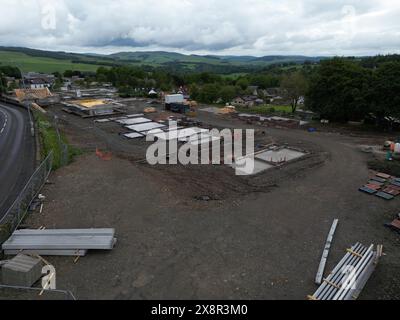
<box><xmin>0</xmin><ymin>109</ymin><xmax>8</xmax><ymax>134</ymax></box>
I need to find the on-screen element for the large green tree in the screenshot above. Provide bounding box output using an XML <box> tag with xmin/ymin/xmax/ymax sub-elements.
<box><xmin>199</xmin><ymin>84</ymin><xmax>220</xmax><ymax>103</ymax></box>
<box><xmin>370</xmin><ymin>62</ymin><xmax>400</xmax><ymax>121</ymax></box>
<box><xmin>281</xmin><ymin>71</ymin><xmax>309</xmax><ymax>113</ymax></box>
<box><xmin>219</xmin><ymin>85</ymin><xmax>237</xmax><ymax>103</ymax></box>
<box><xmin>236</xmin><ymin>77</ymin><xmax>250</xmax><ymax>90</ymax></box>
<box><xmin>306</xmin><ymin>58</ymin><xmax>371</xmax><ymax>122</ymax></box>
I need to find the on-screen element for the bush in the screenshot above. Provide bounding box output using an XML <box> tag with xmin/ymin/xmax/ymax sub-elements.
<box><xmin>34</xmin><ymin>112</ymin><xmax>81</xmax><ymax>170</ymax></box>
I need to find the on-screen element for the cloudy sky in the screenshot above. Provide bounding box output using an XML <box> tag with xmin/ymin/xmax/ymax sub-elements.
<box><xmin>0</xmin><ymin>0</ymin><xmax>399</xmax><ymax>56</ymax></box>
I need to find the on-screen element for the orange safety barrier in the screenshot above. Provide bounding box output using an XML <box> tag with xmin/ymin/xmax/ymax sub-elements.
<box><xmin>96</xmin><ymin>148</ymin><xmax>113</xmax><ymax>161</ymax></box>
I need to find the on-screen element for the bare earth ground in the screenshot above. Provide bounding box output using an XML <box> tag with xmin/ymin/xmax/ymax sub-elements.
<box><xmin>19</xmin><ymin>102</ymin><xmax>400</xmax><ymax>300</ymax></box>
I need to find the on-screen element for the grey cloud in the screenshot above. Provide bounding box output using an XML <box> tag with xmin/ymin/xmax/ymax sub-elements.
<box><xmin>0</xmin><ymin>0</ymin><xmax>399</xmax><ymax>56</ymax></box>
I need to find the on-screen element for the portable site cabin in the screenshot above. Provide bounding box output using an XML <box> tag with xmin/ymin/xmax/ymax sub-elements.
<box><xmin>164</xmin><ymin>94</ymin><xmax>190</xmax><ymax>114</ymax></box>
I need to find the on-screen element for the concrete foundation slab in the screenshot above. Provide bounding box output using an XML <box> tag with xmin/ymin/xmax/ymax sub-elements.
<box><xmin>126</xmin><ymin>113</ymin><xmax>144</xmax><ymax>118</ymax></box>
<box><xmin>126</xmin><ymin>122</ymin><xmax>166</xmax><ymax>132</ymax></box>
<box><xmin>117</xmin><ymin>117</ymin><xmax>151</xmax><ymax>125</ymax></box>
<box><xmin>123</xmin><ymin>132</ymin><xmax>144</xmax><ymax>139</ymax></box>
<box><xmin>256</xmin><ymin>148</ymin><xmax>305</xmax><ymax>164</ymax></box>
<box><xmin>150</xmin><ymin>127</ymin><xmax>209</xmax><ymax>141</ymax></box>
<box><xmin>232</xmin><ymin>158</ymin><xmax>273</xmax><ymax>175</ymax></box>
<box><xmin>189</xmin><ymin>135</ymin><xmax>221</xmax><ymax>146</ymax></box>
<box><xmin>94</xmin><ymin>119</ymin><xmax>111</xmax><ymax>123</ymax></box>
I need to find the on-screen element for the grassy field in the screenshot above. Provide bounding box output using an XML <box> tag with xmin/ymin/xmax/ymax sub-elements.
<box><xmin>0</xmin><ymin>50</ymin><xmax>239</xmax><ymax>74</ymax></box>
<box><xmin>0</xmin><ymin>51</ymin><xmax>101</xmax><ymax>73</ymax></box>
<box><xmin>237</xmin><ymin>104</ymin><xmax>293</xmax><ymax>115</ymax></box>
<box><xmin>221</xmin><ymin>73</ymin><xmax>248</xmax><ymax>79</ymax></box>
<box><xmin>111</xmin><ymin>51</ymin><xmax>240</xmax><ymax>66</ymax></box>
<box><xmin>0</xmin><ymin>47</ymin><xmax>322</xmax><ymax>74</ymax></box>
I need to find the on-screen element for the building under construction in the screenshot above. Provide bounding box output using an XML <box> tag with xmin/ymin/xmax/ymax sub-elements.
<box><xmin>62</xmin><ymin>99</ymin><xmax>124</xmax><ymax>117</ymax></box>
<box><xmin>14</xmin><ymin>88</ymin><xmax>60</xmax><ymax>106</ymax></box>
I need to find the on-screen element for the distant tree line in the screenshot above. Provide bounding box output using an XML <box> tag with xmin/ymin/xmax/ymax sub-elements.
<box><xmin>360</xmin><ymin>54</ymin><xmax>400</xmax><ymax>68</ymax></box>
<box><xmin>94</xmin><ymin>65</ymin><xmax>286</xmax><ymax>103</ymax></box>
<box><xmin>71</xmin><ymin>60</ymin><xmax>131</xmax><ymax>67</ymax></box>
<box><xmin>63</xmin><ymin>70</ymin><xmax>84</xmax><ymax>78</ymax></box>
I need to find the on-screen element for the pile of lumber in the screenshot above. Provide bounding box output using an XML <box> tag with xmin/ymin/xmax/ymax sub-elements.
<box><xmin>218</xmin><ymin>106</ymin><xmax>236</xmax><ymax>115</ymax></box>
<box><xmin>144</xmin><ymin>107</ymin><xmax>157</xmax><ymax>114</ymax></box>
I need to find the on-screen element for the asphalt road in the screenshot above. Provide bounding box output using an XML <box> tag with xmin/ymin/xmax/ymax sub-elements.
<box><xmin>0</xmin><ymin>102</ymin><xmax>35</xmax><ymax>219</ymax></box>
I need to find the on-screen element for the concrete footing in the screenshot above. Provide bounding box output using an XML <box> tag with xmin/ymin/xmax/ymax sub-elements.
<box><xmin>1</xmin><ymin>254</ymin><xmax>43</xmax><ymax>287</ymax></box>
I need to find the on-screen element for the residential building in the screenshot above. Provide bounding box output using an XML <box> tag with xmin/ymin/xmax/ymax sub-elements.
<box><xmin>247</xmin><ymin>85</ymin><xmax>259</xmax><ymax>96</ymax></box>
<box><xmin>21</xmin><ymin>72</ymin><xmax>55</xmax><ymax>89</ymax></box>
<box><xmin>232</xmin><ymin>95</ymin><xmax>264</xmax><ymax>108</ymax></box>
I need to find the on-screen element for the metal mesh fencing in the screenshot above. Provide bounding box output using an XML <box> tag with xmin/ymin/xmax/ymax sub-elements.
<box><xmin>0</xmin><ymin>285</ymin><xmax>76</xmax><ymax>300</ymax></box>
<box><xmin>0</xmin><ymin>151</ymin><xmax>53</xmax><ymax>245</ymax></box>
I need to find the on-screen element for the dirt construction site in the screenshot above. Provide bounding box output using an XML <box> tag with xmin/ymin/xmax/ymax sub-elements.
<box><xmin>11</xmin><ymin>99</ymin><xmax>400</xmax><ymax>300</ymax></box>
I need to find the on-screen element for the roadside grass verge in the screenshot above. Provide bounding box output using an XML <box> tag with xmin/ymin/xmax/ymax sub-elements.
<box><xmin>34</xmin><ymin>111</ymin><xmax>82</xmax><ymax>170</ymax></box>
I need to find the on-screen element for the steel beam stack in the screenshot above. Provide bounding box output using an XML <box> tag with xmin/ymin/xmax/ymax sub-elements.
<box><xmin>2</xmin><ymin>229</ymin><xmax>117</xmax><ymax>257</ymax></box>
<box><xmin>309</xmin><ymin>243</ymin><xmax>382</xmax><ymax>300</ymax></box>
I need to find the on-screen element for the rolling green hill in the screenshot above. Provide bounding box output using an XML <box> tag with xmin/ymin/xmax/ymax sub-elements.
<box><xmin>110</xmin><ymin>51</ymin><xmax>231</xmax><ymax>65</ymax></box>
<box><xmin>109</xmin><ymin>51</ymin><xmax>322</xmax><ymax>66</ymax></box>
<box><xmin>0</xmin><ymin>49</ymin><xmax>107</xmax><ymax>73</ymax></box>
<box><xmin>0</xmin><ymin>46</ymin><xmax>324</xmax><ymax>74</ymax></box>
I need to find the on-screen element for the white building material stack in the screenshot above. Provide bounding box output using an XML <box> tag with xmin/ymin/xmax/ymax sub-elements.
<box><xmin>2</xmin><ymin>229</ymin><xmax>117</xmax><ymax>257</ymax></box>
<box><xmin>309</xmin><ymin>243</ymin><xmax>383</xmax><ymax>300</ymax></box>
<box><xmin>165</xmin><ymin>94</ymin><xmax>184</xmax><ymax>104</ymax></box>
